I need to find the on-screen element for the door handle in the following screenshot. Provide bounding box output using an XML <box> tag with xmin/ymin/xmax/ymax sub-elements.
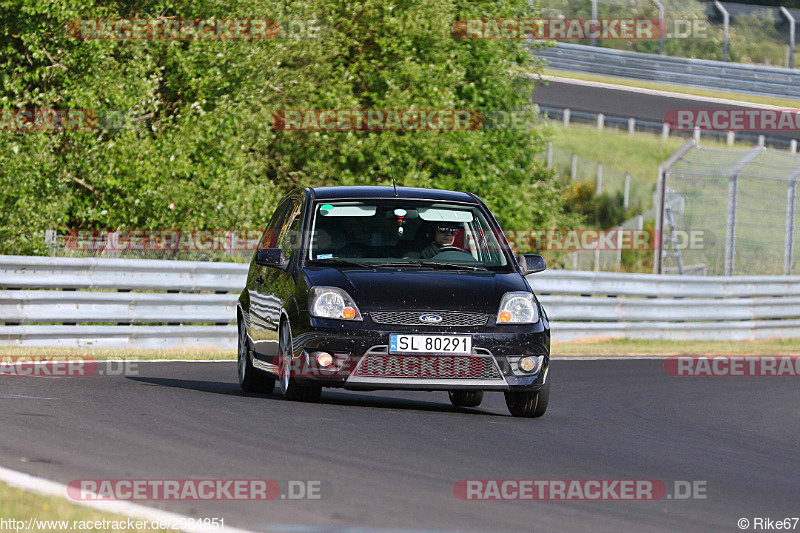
<box><xmin>256</xmin><ymin>275</ymin><xmax>264</xmax><ymax>284</ymax></box>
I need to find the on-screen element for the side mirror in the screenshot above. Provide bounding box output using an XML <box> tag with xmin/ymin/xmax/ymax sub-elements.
<box><xmin>256</xmin><ymin>248</ymin><xmax>289</xmax><ymax>269</ymax></box>
<box><xmin>518</xmin><ymin>253</ymin><xmax>545</xmax><ymax>275</ymax></box>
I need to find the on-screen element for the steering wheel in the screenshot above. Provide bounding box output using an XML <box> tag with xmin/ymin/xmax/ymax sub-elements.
<box><xmin>432</xmin><ymin>247</ymin><xmax>478</xmax><ymax>263</ymax></box>
<box><xmin>436</xmin><ymin>245</ymin><xmax>463</xmax><ymax>253</ymax></box>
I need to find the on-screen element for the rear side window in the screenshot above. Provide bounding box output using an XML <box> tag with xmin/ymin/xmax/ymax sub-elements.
<box><xmin>258</xmin><ymin>199</ymin><xmax>290</xmax><ymax>249</ymax></box>
<box><xmin>277</xmin><ymin>200</ymin><xmax>303</xmax><ymax>259</ymax></box>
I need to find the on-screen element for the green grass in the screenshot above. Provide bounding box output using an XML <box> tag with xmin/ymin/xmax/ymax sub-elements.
<box><xmin>0</xmin><ymin>480</ymin><xmax>168</xmax><ymax>532</ymax></box>
<box><xmin>0</xmin><ymin>346</ymin><xmax>235</xmax><ymax>360</ymax></box>
<box><xmin>541</xmin><ymin>68</ymin><xmax>800</xmax><ymax>110</ymax></box>
<box><xmin>545</xmin><ymin>121</ymin><xmax>757</xmax><ymax>186</ymax></box>
<box><xmin>547</xmin><ymin>122</ymin><xmax>682</xmax><ymax>184</ymax></box>
<box><xmin>552</xmin><ymin>339</ymin><xmax>800</xmax><ymax>356</ymax></box>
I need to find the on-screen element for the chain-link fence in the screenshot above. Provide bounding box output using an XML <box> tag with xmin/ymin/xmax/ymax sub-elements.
<box><xmin>539</xmin><ymin>140</ymin><xmax>658</xmax><ymax>272</ymax></box>
<box><xmin>545</xmin><ymin>143</ymin><xmax>655</xmax><ymax>213</ymax></box>
<box><xmin>563</xmin><ymin>211</ymin><xmax>651</xmax><ymax>271</ymax></box>
<box><xmin>663</xmin><ymin>145</ymin><xmax>800</xmax><ymax>275</ymax></box>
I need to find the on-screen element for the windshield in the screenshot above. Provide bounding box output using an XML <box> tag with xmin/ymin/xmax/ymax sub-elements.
<box><xmin>306</xmin><ymin>199</ymin><xmax>510</xmax><ymax>269</ymax></box>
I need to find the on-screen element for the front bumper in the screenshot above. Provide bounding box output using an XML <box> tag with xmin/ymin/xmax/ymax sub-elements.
<box><xmin>289</xmin><ymin>317</ymin><xmax>550</xmax><ymax>391</ymax></box>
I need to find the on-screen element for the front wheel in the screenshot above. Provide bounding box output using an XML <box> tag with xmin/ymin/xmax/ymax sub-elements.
<box><xmin>505</xmin><ymin>381</ymin><xmax>549</xmax><ymax>418</ymax></box>
<box><xmin>278</xmin><ymin>320</ymin><xmax>322</xmax><ymax>402</ymax></box>
<box><xmin>238</xmin><ymin>318</ymin><xmax>275</xmax><ymax>393</ymax></box>
<box><xmin>448</xmin><ymin>390</ymin><xmax>484</xmax><ymax>408</ymax></box>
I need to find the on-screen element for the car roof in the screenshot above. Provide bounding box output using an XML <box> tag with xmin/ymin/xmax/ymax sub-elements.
<box><xmin>308</xmin><ymin>186</ymin><xmax>478</xmax><ymax>203</ymax></box>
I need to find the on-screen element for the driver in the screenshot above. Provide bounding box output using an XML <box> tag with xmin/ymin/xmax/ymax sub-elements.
<box><xmin>421</xmin><ymin>223</ymin><xmax>462</xmax><ymax>259</ymax></box>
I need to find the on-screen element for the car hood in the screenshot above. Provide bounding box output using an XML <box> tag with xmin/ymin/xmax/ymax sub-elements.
<box><xmin>303</xmin><ymin>266</ymin><xmax>529</xmax><ymax>313</ymax></box>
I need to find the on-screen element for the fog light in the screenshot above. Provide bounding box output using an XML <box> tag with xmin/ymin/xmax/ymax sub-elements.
<box><xmin>316</xmin><ymin>353</ymin><xmax>334</xmax><ymax>368</ymax></box>
<box><xmin>519</xmin><ymin>356</ymin><xmax>538</xmax><ymax>373</ymax></box>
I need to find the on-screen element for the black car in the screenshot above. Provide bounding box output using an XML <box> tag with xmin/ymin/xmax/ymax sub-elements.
<box><xmin>237</xmin><ymin>186</ymin><xmax>550</xmax><ymax>417</ymax></box>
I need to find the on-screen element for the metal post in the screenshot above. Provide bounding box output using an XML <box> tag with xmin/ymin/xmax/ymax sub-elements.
<box><xmin>623</xmin><ymin>172</ymin><xmax>631</xmax><ymax>209</ymax></box>
<box><xmin>650</xmin><ymin>0</ymin><xmax>665</xmax><ymax>55</ymax></box>
<box><xmin>654</xmin><ymin>164</ymin><xmax>665</xmax><ymax>274</ymax></box>
<box><xmin>563</xmin><ymin>108</ymin><xmax>571</xmax><ymax>127</ymax></box>
<box><xmin>655</xmin><ymin>139</ymin><xmax>697</xmax><ymax>274</ymax></box>
<box><xmin>596</xmin><ymin>163</ymin><xmax>603</xmax><ymax>195</ymax></box>
<box><xmin>108</xmin><ymin>231</ymin><xmax>120</xmax><ymax>259</ymax></box>
<box><xmin>665</xmin><ymin>206</ymin><xmax>685</xmax><ymax>275</ymax></box>
<box><xmin>781</xmin><ymin>7</ymin><xmax>795</xmax><ymax>69</ymax></box>
<box><xmin>571</xmin><ymin>154</ymin><xmax>578</xmax><ymax>180</ymax></box>
<box><xmin>726</xmin><ymin>131</ymin><xmax>735</xmax><ymax>146</ymax></box>
<box><xmin>785</xmin><ymin>168</ymin><xmax>799</xmax><ymax>275</ymax></box>
<box><xmin>616</xmin><ymin>226</ymin><xmax>623</xmax><ymax>269</ymax></box>
<box><xmin>591</xmin><ymin>0</ymin><xmax>598</xmax><ymax>48</ymax></box>
<box><xmin>715</xmin><ymin>0</ymin><xmax>729</xmax><ymax>62</ymax></box>
<box><xmin>45</xmin><ymin>229</ymin><xmax>56</xmax><ymax>256</ymax></box>
<box><xmin>724</xmin><ymin>147</ymin><xmax>764</xmax><ymax>276</ymax></box>
<box><xmin>635</xmin><ymin>215</ymin><xmax>644</xmax><ymax>270</ymax></box>
<box><xmin>662</xmin><ymin>123</ymin><xmax>670</xmax><ymax>141</ymax></box>
<box><xmin>628</xmin><ymin>117</ymin><xmax>636</xmax><ymax>136</ymax></box>
<box><xmin>693</xmin><ymin>127</ymin><xmax>701</xmax><ymax>145</ymax></box>
<box><xmin>597</xmin><ymin>113</ymin><xmax>605</xmax><ymax>130</ymax></box>
<box><xmin>546</xmin><ymin>143</ymin><xmax>553</xmax><ymax>168</ymax></box>
<box><xmin>758</xmin><ymin>135</ymin><xmax>765</xmax><ymax>147</ymax></box>
<box><xmin>724</xmin><ymin>173</ymin><xmax>737</xmax><ymax>276</ymax></box>
<box><xmin>791</xmin><ymin>140</ymin><xmax>798</xmax><ymax>154</ymax></box>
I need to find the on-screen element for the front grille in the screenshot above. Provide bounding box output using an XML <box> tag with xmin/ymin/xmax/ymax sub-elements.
<box><xmin>353</xmin><ymin>355</ymin><xmax>502</xmax><ymax>379</ymax></box>
<box><xmin>369</xmin><ymin>311</ymin><xmax>489</xmax><ymax>327</ymax></box>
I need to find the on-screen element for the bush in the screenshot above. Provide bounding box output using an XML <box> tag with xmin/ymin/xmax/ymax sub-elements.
<box><xmin>561</xmin><ymin>181</ymin><xmax>628</xmax><ymax>229</ymax></box>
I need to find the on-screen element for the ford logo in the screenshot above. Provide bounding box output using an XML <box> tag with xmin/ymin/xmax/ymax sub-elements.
<box><xmin>419</xmin><ymin>314</ymin><xmax>442</xmax><ymax>323</ymax></box>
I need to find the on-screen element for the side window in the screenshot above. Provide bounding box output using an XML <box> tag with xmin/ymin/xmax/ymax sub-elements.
<box><xmin>259</xmin><ymin>199</ymin><xmax>290</xmax><ymax>249</ymax></box>
<box><xmin>277</xmin><ymin>200</ymin><xmax>302</xmax><ymax>258</ymax></box>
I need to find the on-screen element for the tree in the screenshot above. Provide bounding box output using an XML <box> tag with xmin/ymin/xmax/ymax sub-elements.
<box><xmin>0</xmin><ymin>0</ymin><xmax>572</xmax><ymax>255</ymax></box>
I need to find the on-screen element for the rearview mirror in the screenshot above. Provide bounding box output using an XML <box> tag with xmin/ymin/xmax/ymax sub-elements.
<box><xmin>255</xmin><ymin>248</ymin><xmax>289</xmax><ymax>270</ymax></box>
<box><xmin>518</xmin><ymin>254</ymin><xmax>545</xmax><ymax>275</ymax></box>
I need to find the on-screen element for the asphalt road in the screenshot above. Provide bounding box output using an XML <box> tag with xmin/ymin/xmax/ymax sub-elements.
<box><xmin>533</xmin><ymin>79</ymin><xmax>800</xmax><ymax>141</ymax></box>
<box><xmin>1</xmin><ymin>360</ymin><xmax>799</xmax><ymax>532</ymax></box>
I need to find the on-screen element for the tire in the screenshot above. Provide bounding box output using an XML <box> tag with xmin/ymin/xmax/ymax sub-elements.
<box><xmin>238</xmin><ymin>317</ymin><xmax>275</xmax><ymax>393</ymax></box>
<box><xmin>505</xmin><ymin>381</ymin><xmax>549</xmax><ymax>418</ymax></box>
<box><xmin>448</xmin><ymin>390</ymin><xmax>484</xmax><ymax>408</ymax></box>
<box><xmin>278</xmin><ymin>319</ymin><xmax>322</xmax><ymax>402</ymax></box>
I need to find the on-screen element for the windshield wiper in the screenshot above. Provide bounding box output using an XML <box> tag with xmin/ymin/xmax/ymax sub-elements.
<box><xmin>369</xmin><ymin>261</ymin><xmax>429</xmax><ymax>268</ymax></box>
<box><xmin>309</xmin><ymin>258</ymin><xmax>374</xmax><ymax>268</ymax></box>
<box><xmin>311</xmin><ymin>259</ymin><xmax>488</xmax><ymax>271</ymax></box>
<box><xmin>419</xmin><ymin>261</ymin><xmax>489</xmax><ymax>271</ymax></box>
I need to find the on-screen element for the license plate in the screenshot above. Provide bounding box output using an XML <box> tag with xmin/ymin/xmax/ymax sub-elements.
<box><xmin>389</xmin><ymin>334</ymin><xmax>472</xmax><ymax>354</ymax></box>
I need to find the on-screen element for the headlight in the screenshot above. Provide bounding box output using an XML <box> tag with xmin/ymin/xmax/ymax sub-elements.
<box><xmin>496</xmin><ymin>292</ymin><xmax>539</xmax><ymax>324</ymax></box>
<box><xmin>309</xmin><ymin>287</ymin><xmax>363</xmax><ymax>321</ymax></box>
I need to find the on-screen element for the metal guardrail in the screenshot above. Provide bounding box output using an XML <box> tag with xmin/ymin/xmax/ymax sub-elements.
<box><xmin>1</xmin><ymin>256</ymin><xmax>799</xmax><ymax>346</ymax></box>
<box><xmin>0</xmin><ymin>255</ymin><xmax>247</xmax><ymax>292</ymax></box>
<box><xmin>530</xmin><ymin>270</ymin><xmax>800</xmax><ymax>297</ymax></box>
<box><xmin>0</xmin><ymin>291</ymin><xmax>237</xmax><ymax>323</ymax></box>
<box><xmin>535</xmin><ymin>43</ymin><xmax>800</xmax><ymax>98</ymax></box>
<box><xmin>0</xmin><ymin>325</ymin><xmax>236</xmax><ymax>350</ymax></box>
